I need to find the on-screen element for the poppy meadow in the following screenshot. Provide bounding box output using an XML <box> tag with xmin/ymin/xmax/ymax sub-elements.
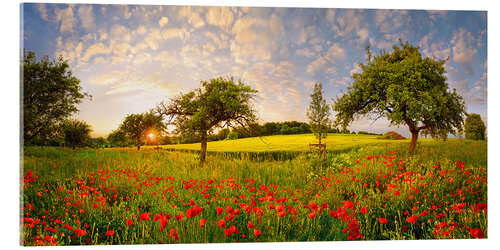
<box><xmin>20</xmin><ymin>139</ymin><xmax>487</xmax><ymax>245</ymax></box>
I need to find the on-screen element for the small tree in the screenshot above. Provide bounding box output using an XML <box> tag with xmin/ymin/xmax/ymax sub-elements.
<box><xmin>107</xmin><ymin>129</ymin><xmax>129</xmax><ymax>147</ymax></box>
<box><xmin>60</xmin><ymin>119</ymin><xmax>92</xmax><ymax>149</ymax></box>
<box><xmin>333</xmin><ymin>40</ymin><xmax>466</xmax><ymax>153</ymax></box>
<box><xmin>119</xmin><ymin>111</ymin><xmax>165</xmax><ymax>150</ymax></box>
<box><xmin>226</xmin><ymin>131</ymin><xmax>239</xmax><ymax>140</ymax></box>
<box><xmin>22</xmin><ymin>50</ymin><xmax>91</xmax><ymax>145</ymax></box>
<box><xmin>307</xmin><ymin>82</ymin><xmax>331</xmax><ymax>145</ymax></box>
<box><xmin>156</xmin><ymin>76</ymin><xmax>258</xmax><ymax>163</ymax></box>
<box><xmin>465</xmin><ymin>113</ymin><xmax>486</xmax><ymax>140</ymax></box>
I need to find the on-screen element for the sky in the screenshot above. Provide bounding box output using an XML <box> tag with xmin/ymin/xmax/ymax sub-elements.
<box><xmin>21</xmin><ymin>3</ymin><xmax>487</xmax><ymax>137</ymax></box>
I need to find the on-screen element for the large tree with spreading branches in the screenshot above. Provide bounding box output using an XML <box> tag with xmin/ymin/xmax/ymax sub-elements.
<box><xmin>156</xmin><ymin>76</ymin><xmax>258</xmax><ymax>163</ymax></box>
<box><xmin>332</xmin><ymin>41</ymin><xmax>466</xmax><ymax>153</ymax></box>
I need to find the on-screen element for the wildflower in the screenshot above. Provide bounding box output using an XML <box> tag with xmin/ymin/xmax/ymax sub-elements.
<box><xmin>125</xmin><ymin>219</ymin><xmax>133</xmax><ymax>226</ymax></box>
<box><xmin>139</xmin><ymin>212</ymin><xmax>151</xmax><ymax>221</ymax></box>
<box><xmin>105</xmin><ymin>230</ymin><xmax>115</xmax><ymax>236</ymax></box>
<box><xmin>379</xmin><ymin>218</ymin><xmax>388</xmax><ymax>224</ymax></box>
<box><xmin>216</xmin><ymin>206</ymin><xmax>223</xmax><ymax>215</ymax></box>
<box><xmin>470</xmin><ymin>228</ymin><xmax>484</xmax><ymax>239</ymax></box>
<box><xmin>169</xmin><ymin>228</ymin><xmax>179</xmax><ymax>241</ymax></box>
<box><xmin>248</xmin><ymin>221</ymin><xmax>255</xmax><ymax>228</ymax></box>
<box><xmin>200</xmin><ymin>218</ymin><xmax>206</xmax><ymax>228</ymax></box>
<box><xmin>360</xmin><ymin>207</ymin><xmax>368</xmax><ymax>214</ymax></box>
<box><xmin>308</xmin><ymin>211</ymin><xmax>317</xmax><ymax>219</ymax></box>
<box><xmin>74</xmin><ymin>228</ymin><xmax>87</xmax><ymax>237</ymax></box>
<box><xmin>217</xmin><ymin>219</ymin><xmax>226</xmax><ymax>228</ymax></box>
<box><xmin>254</xmin><ymin>228</ymin><xmax>261</xmax><ymax>237</ymax></box>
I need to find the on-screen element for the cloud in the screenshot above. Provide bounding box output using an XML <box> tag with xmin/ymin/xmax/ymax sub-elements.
<box><xmin>451</xmin><ymin>28</ymin><xmax>477</xmax><ymax>75</ymax></box>
<box><xmin>230</xmin><ymin>17</ymin><xmax>271</xmax><ymax>63</ymax></box>
<box><xmin>375</xmin><ymin>9</ymin><xmax>408</xmax><ymax>33</ymax></box>
<box><xmin>206</xmin><ymin>7</ymin><xmax>234</xmax><ymax>32</ymax></box>
<box><xmin>330</xmin><ymin>9</ymin><xmax>364</xmax><ymax>38</ymax></box>
<box><xmin>81</xmin><ymin>43</ymin><xmax>111</xmax><ymax>62</ymax></box>
<box><xmin>158</xmin><ymin>16</ymin><xmax>169</xmax><ymax>27</ymax></box>
<box><xmin>36</xmin><ymin>3</ymin><xmax>50</xmax><ymax>21</ymax></box>
<box><xmin>296</xmin><ymin>47</ymin><xmax>315</xmax><ymax>58</ymax></box>
<box><xmin>54</xmin><ymin>5</ymin><xmax>75</xmax><ymax>33</ymax></box>
<box><xmin>77</xmin><ymin>5</ymin><xmax>95</xmax><ymax>30</ymax></box>
<box><xmin>178</xmin><ymin>6</ymin><xmax>205</xmax><ymax>28</ymax></box>
<box><xmin>110</xmin><ymin>24</ymin><xmax>131</xmax><ymax>42</ymax></box>
<box><xmin>161</xmin><ymin>28</ymin><xmax>190</xmax><ymax>41</ymax></box>
<box><xmin>306</xmin><ymin>43</ymin><xmax>345</xmax><ymax>74</ymax></box>
<box><xmin>357</xmin><ymin>28</ymin><xmax>369</xmax><ymax>43</ymax></box>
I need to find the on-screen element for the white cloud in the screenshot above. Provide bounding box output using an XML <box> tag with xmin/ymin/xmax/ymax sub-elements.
<box><xmin>451</xmin><ymin>28</ymin><xmax>477</xmax><ymax>75</ymax></box>
<box><xmin>206</xmin><ymin>7</ymin><xmax>234</xmax><ymax>32</ymax></box>
<box><xmin>325</xmin><ymin>43</ymin><xmax>346</xmax><ymax>60</ymax></box>
<box><xmin>357</xmin><ymin>28</ymin><xmax>369</xmax><ymax>43</ymax></box>
<box><xmin>330</xmin><ymin>9</ymin><xmax>364</xmax><ymax>38</ymax></box>
<box><xmin>36</xmin><ymin>3</ymin><xmax>50</xmax><ymax>21</ymax></box>
<box><xmin>54</xmin><ymin>5</ymin><xmax>75</xmax><ymax>33</ymax></box>
<box><xmin>81</xmin><ymin>43</ymin><xmax>110</xmax><ymax>62</ymax></box>
<box><xmin>178</xmin><ymin>6</ymin><xmax>205</xmax><ymax>28</ymax></box>
<box><xmin>77</xmin><ymin>5</ymin><xmax>95</xmax><ymax>31</ymax></box>
<box><xmin>110</xmin><ymin>24</ymin><xmax>131</xmax><ymax>42</ymax></box>
<box><xmin>296</xmin><ymin>47</ymin><xmax>315</xmax><ymax>58</ymax></box>
<box><xmin>158</xmin><ymin>17</ymin><xmax>169</xmax><ymax>27</ymax></box>
<box><xmin>375</xmin><ymin>10</ymin><xmax>408</xmax><ymax>33</ymax></box>
<box><xmin>161</xmin><ymin>28</ymin><xmax>190</xmax><ymax>41</ymax></box>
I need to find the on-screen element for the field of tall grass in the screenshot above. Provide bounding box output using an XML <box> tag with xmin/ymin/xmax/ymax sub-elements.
<box><xmin>20</xmin><ymin>137</ymin><xmax>487</xmax><ymax>245</ymax></box>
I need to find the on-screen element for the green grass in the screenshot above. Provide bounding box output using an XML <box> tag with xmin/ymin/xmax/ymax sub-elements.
<box><xmin>154</xmin><ymin>133</ymin><xmax>435</xmax><ymax>153</ymax></box>
<box><xmin>20</xmin><ymin>136</ymin><xmax>487</xmax><ymax>245</ymax></box>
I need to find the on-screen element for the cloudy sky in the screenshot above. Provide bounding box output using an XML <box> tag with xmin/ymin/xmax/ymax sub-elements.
<box><xmin>21</xmin><ymin>3</ymin><xmax>487</xmax><ymax>137</ymax></box>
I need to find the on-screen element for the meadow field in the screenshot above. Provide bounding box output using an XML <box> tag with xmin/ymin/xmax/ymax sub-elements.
<box><xmin>20</xmin><ymin>134</ymin><xmax>487</xmax><ymax>245</ymax></box>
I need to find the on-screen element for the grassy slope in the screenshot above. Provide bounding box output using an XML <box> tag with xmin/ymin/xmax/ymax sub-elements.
<box><xmin>154</xmin><ymin>133</ymin><xmax>433</xmax><ymax>152</ymax></box>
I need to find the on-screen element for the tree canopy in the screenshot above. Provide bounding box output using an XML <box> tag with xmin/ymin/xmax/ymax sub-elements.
<box><xmin>307</xmin><ymin>82</ymin><xmax>331</xmax><ymax>145</ymax></box>
<box><xmin>332</xmin><ymin>40</ymin><xmax>466</xmax><ymax>153</ymax></box>
<box><xmin>119</xmin><ymin>111</ymin><xmax>165</xmax><ymax>150</ymax></box>
<box><xmin>22</xmin><ymin>50</ymin><xmax>90</xmax><ymax>145</ymax></box>
<box><xmin>156</xmin><ymin>76</ymin><xmax>258</xmax><ymax>163</ymax></box>
<box><xmin>464</xmin><ymin>113</ymin><xmax>486</xmax><ymax>140</ymax></box>
<box><xmin>60</xmin><ymin>119</ymin><xmax>92</xmax><ymax>149</ymax></box>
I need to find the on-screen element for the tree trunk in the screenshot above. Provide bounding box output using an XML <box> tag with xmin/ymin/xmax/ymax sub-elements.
<box><xmin>200</xmin><ymin>132</ymin><xmax>208</xmax><ymax>163</ymax></box>
<box><xmin>137</xmin><ymin>145</ymin><xmax>141</xmax><ymax>150</ymax></box>
<box><xmin>409</xmin><ymin>131</ymin><xmax>418</xmax><ymax>153</ymax></box>
<box><xmin>319</xmin><ymin>133</ymin><xmax>322</xmax><ymax>145</ymax></box>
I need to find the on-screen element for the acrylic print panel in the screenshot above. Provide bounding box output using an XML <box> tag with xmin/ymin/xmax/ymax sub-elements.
<box><xmin>20</xmin><ymin>2</ymin><xmax>487</xmax><ymax>246</ymax></box>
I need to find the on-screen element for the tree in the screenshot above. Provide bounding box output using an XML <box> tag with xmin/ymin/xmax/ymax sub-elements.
<box><xmin>307</xmin><ymin>82</ymin><xmax>331</xmax><ymax>145</ymax></box>
<box><xmin>332</xmin><ymin>40</ymin><xmax>466</xmax><ymax>153</ymax></box>
<box><xmin>93</xmin><ymin>137</ymin><xmax>108</xmax><ymax>148</ymax></box>
<box><xmin>119</xmin><ymin>111</ymin><xmax>165</xmax><ymax>150</ymax></box>
<box><xmin>107</xmin><ymin>129</ymin><xmax>128</xmax><ymax>147</ymax></box>
<box><xmin>22</xmin><ymin>50</ymin><xmax>90</xmax><ymax>144</ymax></box>
<box><xmin>464</xmin><ymin>113</ymin><xmax>486</xmax><ymax>140</ymax></box>
<box><xmin>156</xmin><ymin>76</ymin><xmax>258</xmax><ymax>163</ymax></box>
<box><xmin>60</xmin><ymin>119</ymin><xmax>92</xmax><ymax>149</ymax></box>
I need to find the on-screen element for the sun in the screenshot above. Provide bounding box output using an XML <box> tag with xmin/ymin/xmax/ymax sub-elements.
<box><xmin>148</xmin><ymin>133</ymin><xmax>154</xmax><ymax>139</ymax></box>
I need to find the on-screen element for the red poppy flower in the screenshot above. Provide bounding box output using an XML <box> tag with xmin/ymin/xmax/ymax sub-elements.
<box><xmin>200</xmin><ymin>218</ymin><xmax>206</xmax><ymax>227</ymax></box>
<box><xmin>308</xmin><ymin>211</ymin><xmax>317</xmax><ymax>219</ymax></box>
<box><xmin>254</xmin><ymin>228</ymin><xmax>261</xmax><ymax>237</ymax></box>
<box><xmin>217</xmin><ymin>219</ymin><xmax>226</xmax><ymax>228</ymax></box>
<box><xmin>379</xmin><ymin>218</ymin><xmax>388</xmax><ymax>224</ymax></box>
<box><xmin>105</xmin><ymin>230</ymin><xmax>115</xmax><ymax>236</ymax></box>
<box><xmin>248</xmin><ymin>221</ymin><xmax>255</xmax><ymax>229</ymax></box>
<box><xmin>360</xmin><ymin>207</ymin><xmax>368</xmax><ymax>214</ymax></box>
<box><xmin>126</xmin><ymin>219</ymin><xmax>133</xmax><ymax>226</ymax></box>
<box><xmin>469</xmin><ymin>228</ymin><xmax>484</xmax><ymax>238</ymax></box>
<box><xmin>140</xmin><ymin>212</ymin><xmax>151</xmax><ymax>221</ymax></box>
